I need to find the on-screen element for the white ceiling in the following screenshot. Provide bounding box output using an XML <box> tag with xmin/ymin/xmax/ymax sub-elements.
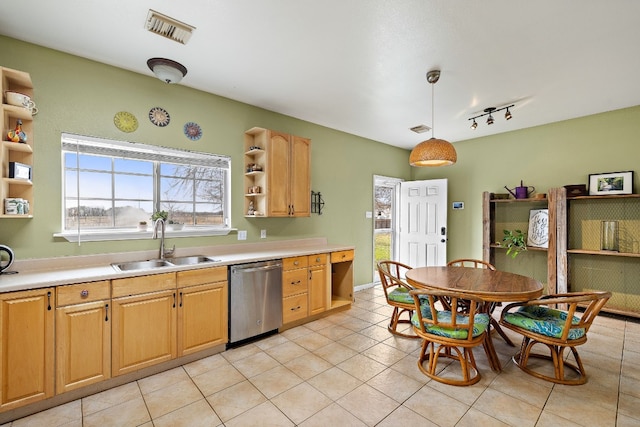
<box><xmin>1</xmin><ymin>1</ymin><xmax>640</xmax><ymax>150</ymax></box>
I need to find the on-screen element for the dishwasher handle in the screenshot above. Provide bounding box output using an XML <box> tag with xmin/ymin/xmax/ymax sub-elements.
<box><xmin>232</xmin><ymin>263</ymin><xmax>282</xmax><ymax>274</ymax></box>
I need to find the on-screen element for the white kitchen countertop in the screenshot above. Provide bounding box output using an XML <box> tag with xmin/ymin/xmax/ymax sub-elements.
<box><xmin>0</xmin><ymin>238</ymin><xmax>354</xmax><ymax>293</ymax></box>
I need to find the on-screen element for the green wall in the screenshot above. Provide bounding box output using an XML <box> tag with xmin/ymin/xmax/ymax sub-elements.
<box><xmin>1</xmin><ymin>36</ymin><xmax>639</xmax><ymax>286</ymax></box>
<box><xmin>0</xmin><ymin>37</ymin><xmax>410</xmax><ymax>285</ymax></box>
<box><xmin>412</xmin><ymin>106</ymin><xmax>640</xmax><ymax>262</ymax></box>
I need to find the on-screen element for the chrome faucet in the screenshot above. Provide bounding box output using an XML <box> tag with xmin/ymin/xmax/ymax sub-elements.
<box><xmin>152</xmin><ymin>218</ymin><xmax>175</xmax><ymax>260</ymax></box>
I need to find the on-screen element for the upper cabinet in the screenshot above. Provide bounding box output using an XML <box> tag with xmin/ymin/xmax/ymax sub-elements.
<box><xmin>1</xmin><ymin>66</ymin><xmax>34</xmax><ymax>218</ymax></box>
<box><xmin>244</xmin><ymin>127</ymin><xmax>311</xmax><ymax>217</ymax></box>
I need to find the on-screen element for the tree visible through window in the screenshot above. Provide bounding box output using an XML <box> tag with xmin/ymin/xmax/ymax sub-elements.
<box><xmin>61</xmin><ymin>133</ymin><xmax>230</xmax><ymax>232</ymax></box>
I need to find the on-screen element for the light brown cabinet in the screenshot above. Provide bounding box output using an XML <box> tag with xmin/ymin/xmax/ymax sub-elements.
<box><xmin>111</xmin><ymin>273</ymin><xmax>177</xmax><ymax>376</ymax></box>
<box><xmin>308</xmin><ymin>254</ymin><xmax>328</xmax><ymax>316</ymax></box>
<box><xmin>244</xmin><ymin>127</ymin><xmax>311</xmax><ymax>217</ymax></box>
<box><xmin>55</xmin><ymin>280</ymin><xmax>111</xmax><ymax>394</ymax></box>
<box><xmin>0</xmin><ymin>288</ymin><xmax>54</xmax><ymax>411</ymax></box>
<box><xmin>330</xmin><ymin>250</ymin><xmax>355</xmax><ymax>309</ymax></box>
<box><xmin>1</xmin><ymin>66</ymin><xmax>34</xmax><ymax>218</ymax></box>
<box><xmin>177</xmin><ymin>267</ymin><xmax>228</xmax><ymax>356</ymax></box>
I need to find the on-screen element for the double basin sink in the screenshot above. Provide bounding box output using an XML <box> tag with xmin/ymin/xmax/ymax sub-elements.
<box><xmin>112</xmin><ymin>255</ymin><xmax>222</xmax><ymax>272</ymax></box>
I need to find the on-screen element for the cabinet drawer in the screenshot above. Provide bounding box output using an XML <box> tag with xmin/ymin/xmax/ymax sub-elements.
<box><xmin>112</xmin><ymin>272</ymin><xmax>176</xmax><ymax>298</ymax></box>
<box><xmin>308</xmin><ymin>253</ymin><xmax>328</xmax><ymax>267</ymax></box>
<box><xmin>57</xmin><ymin>280</ymin><xmax>110</xmax><ymax>306</ymax></box>
<box><xmin>331</xmin><ymin>250</ymin><xmax>354</xmax><ymax>263</ymax></box>
<box><xmin>177</xmin><ymin>266</ymin><xmax>227</xmax><ymax>288</ymax></box>
<box><xmin>283</xmin><ymin>294</ymin><xmax>308</xmax><ymax>324</ymax></box>
<box><xmin>283</xmin><ymin>256</ymin><xmax>308</xmax><ymax>271</ymax></box>
<box><xmin>283</xmin><ymin>269</ymin><xmax>308</xmax><ymax>297</ymax></box>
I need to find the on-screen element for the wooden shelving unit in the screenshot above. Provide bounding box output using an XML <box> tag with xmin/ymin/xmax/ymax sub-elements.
<box><xmin>482</xmin><ymin>190</ymin><xmax>560</xmax><ymax>295</ymax></box>
<box><xmin>559</xmin><ymin>190</ymin><xmax>640</xmax><ymax>317</ymax></box>
<box><xmin>1</xmin><ymin>67</ymin><xmax>34</xmax><ymax>218</ymax></box>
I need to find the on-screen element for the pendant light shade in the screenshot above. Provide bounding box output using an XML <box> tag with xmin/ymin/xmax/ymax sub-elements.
<box><xmin>147</xmin><ymin>58</ymin><xmax>188</xmax><ymax>84</ymax></box>
<box><xmin>409</xmin><ymin>69</ymin><xmax>456</xmax><ymax>167</ymax></box>
<box><xmin>409</xmin><ymin>137</ymin><xmax>457</xmax><ymax>166</ymax></box>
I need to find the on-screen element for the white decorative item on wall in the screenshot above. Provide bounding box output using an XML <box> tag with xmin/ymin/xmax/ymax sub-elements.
<box><xmin>527</xmin><ymin>209</ymin><xmax>549</xmax><ymax>248</ymax></box>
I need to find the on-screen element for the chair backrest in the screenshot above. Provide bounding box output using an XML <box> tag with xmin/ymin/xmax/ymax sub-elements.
<box><xmin>518</xmin><ymin>291</ymin><xmax>611</xmax><ymax>339</ymax></box>
<box><xmin>409</xmin><ymin>288</ymin><xmax>486</xmax><ymax>342</ymax></box>
<box><xmin>447</xmin><ymin>259</ymin><xmax>496</xmax><ymax>271</ymax></box>
<box><xmin>377</xmin><ymin>260</ymin><xmax>413</xmax><ymax>299</ymax></box>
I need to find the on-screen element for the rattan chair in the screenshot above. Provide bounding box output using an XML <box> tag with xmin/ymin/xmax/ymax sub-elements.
<box><xmin>377</xmin><ymin>260</ymin><xmax>420</xmax><ymax>339</ymax></box>
<box><xmin>499</xmin><ymin>291</ymin><xmax>611</xmax><ymax>385</ymax></box>
<box><xmin>410</xmin><ymin>288</ymin><xmax>490</xmax><ymax>386</ymax></box>
<box><xmin>445</xmin><ymin>258</ymin><xmax>515</xmax><ymax>345</ymax></box>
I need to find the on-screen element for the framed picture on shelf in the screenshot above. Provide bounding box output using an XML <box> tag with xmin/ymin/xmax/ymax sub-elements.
<box><xmin>527</xmin><ymin>209</ymin><xmax>549</xmax><ymax>248</ymax></box>
<box><xmin>588</xmin><ymin>171</ymin><xmax>633</xmax><ymax>195</ymax></box>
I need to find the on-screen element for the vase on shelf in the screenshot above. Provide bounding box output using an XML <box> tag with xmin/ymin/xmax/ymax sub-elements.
<box><xmin>601</xmin><ymin>221</ymin><xmax>619</xmax><ymax>251</ymax></box>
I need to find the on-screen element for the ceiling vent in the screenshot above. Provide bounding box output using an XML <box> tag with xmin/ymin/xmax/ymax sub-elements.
<box><xmin>145</xmin><ymin>10</ymin><xmax>195</xmax><ymax>45</ymax></box>
<box><xmin>409</xmin><ymin>124</ymin><xmax>431</xmax><ymax>134</ymax></box>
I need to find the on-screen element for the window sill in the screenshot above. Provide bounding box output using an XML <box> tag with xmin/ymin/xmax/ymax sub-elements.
<box><xmin>54</xmin><ymin>227</ymin><xmax>233</xmax><ymax>242</ymax></box>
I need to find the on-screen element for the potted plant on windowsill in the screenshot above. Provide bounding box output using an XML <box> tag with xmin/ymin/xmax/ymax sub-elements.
<box><xmin>167</xmin><ymin>220</ymin><xmax>184</xmax><ymax>231</ymax></box>
<box><xmin>497</xmin><ymin>229</ymin><xmax>527</xmax><ymax>258</ymax></box>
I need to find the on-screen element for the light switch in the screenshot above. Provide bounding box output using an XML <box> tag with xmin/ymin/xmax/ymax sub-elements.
<box><xmin>238</xmin><ymin>230</ymin><xmax>247</xmax><ymax>240</ymax></box>
<box><xmin>260</xmin><ymin>229</ymin><xmax>267</xmax><ymax>239</ymax></box>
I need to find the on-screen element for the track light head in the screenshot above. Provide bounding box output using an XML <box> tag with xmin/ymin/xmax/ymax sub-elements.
<box><xmin>505</xmin><ymin>107</ymin><xmax>512</xmax><ymax>120</ymax></box>
<box><xmin>487</xmin><ymin>114</ymin><xmax>494</xmax><ymax>125</ymax></box>
<box><xmin>471</xmin><ymin>119</ymin><xmax>478</xmax><ymax>130</ymax></box>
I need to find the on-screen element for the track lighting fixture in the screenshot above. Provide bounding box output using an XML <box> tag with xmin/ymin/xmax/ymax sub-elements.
<box><xmin>468</xmin><ymin>104</ymin><xmax>514</xmax><ymax>129</ymax></box>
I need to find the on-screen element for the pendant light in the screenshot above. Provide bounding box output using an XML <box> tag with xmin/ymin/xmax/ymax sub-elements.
<box><xmin>409</xmin><ymin>69</ymin><xmax>457</xmax><ymax>167</ymax></box>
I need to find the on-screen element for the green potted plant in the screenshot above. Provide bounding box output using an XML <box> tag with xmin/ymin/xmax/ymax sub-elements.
<box><xmin>151</xmin><ymin>210</ymin><xmax>168</xmax><ymax>221</ymax></box>
<box><xmin>498</xmin><ymin>229</ymin><xmax>527</xmax><ymax>258</ymax></box>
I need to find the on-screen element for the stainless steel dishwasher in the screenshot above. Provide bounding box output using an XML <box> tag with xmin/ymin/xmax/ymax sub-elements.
<box><xmin>229</xmin><ymin>260</ymin><xmax>283</xmax><ymax>346</ymax></box>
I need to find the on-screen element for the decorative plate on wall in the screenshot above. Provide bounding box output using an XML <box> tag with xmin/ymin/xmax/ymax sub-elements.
<box><xmin>148</xmin><ymin>107</ymin><xmax>170</xmax><ymax>127</ymax></box>
<box><xmin>114</xmin><ymin>111</ymin><xmax>138</xmax><ymax>133</ymax></box>
<box><xmin>183</xmin><ymin>122</ymin><xmax>202</xmax><ymax>140</ymax></box>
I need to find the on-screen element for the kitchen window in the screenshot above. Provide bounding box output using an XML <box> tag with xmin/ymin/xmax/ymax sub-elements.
<box><xmin>56</xmin><ymin>133</ymin><xmax>231</xmax><ymax>242</ymax></box>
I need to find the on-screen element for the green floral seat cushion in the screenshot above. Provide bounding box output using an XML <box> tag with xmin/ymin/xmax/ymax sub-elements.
<box><xmin>410</xmin><ymin>304</ymin><xmax>489</xmax><ymax>339</ymax></box>
<box><xmin>502</xmin><ymin>306</ymin><xmax>585</xmax><ymax>340</ymax></box>
<box><xmin>388</xmin><ymin>287</ymin><xmax>415</xmax><ymax>304</ymax></box>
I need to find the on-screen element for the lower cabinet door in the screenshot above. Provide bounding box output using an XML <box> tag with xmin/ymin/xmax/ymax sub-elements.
<box><xmin>56</xmin><ymin>301</ymin><xmax>110</xmax><ymax>393</ymax></box>
<box><xmin>111</xmin><ymin>290</ymin><xmax>177</xmax><ymax>376</ymax></box>
<box><xmin>308</xmin><ymin>265</ymin><xmax>327</xmax><ymax>316</ymax></box>
<box><xmin>0</xmin><ymin>288</ymin><xmax>54</xmax><ymax>411</ymax></box>
<box><xmin>178</xmin><ymin>282</ymin><xmax>228</xmax><ymax>357</ymax></box>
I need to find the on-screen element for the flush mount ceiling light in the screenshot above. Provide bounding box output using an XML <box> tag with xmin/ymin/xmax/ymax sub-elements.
<box><xmin>409</xmin><ymin>69</ymin><xmax>457</xmax><ymax>167</ymax></box>
<box><xmin>147</xmin><ymin>58</ymin><xmax>188</xmax><ymax>84</ymax></box>
<box><xmin>469</xmin><ymin>104</ymin><xmax>514</xmax><ymax>129</ymax></box>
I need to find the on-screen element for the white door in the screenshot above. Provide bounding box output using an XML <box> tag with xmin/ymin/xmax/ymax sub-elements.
<box><xmin>398</xmin><ymin>179</ymin><xmax>448</xmax><ymax>267</ymax></box>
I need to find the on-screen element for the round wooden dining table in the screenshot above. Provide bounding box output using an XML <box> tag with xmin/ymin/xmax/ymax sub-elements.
<box><xmin>405</xmin><ymin>266</ymin><xmax>543</xmax><ymax>371</ymax></box>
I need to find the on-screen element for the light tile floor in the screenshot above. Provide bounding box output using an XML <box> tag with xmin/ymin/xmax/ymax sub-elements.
<box><xmin>5</xmin><ymin>285</ymin><xmax>640</xmax><ymax>426</ymax></box>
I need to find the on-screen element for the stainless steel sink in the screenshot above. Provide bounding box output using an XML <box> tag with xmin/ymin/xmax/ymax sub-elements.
<box><xmin>112</xmin><ymin>255</ymin><xmax>221</xmax><ymax>272</ymax></box>
<box><xmin>112</xmin><ymin>259</ymin><xmax>173</xmax><ymax>272</ymax></box>
<box><xmin>169</xmin><ymin>255</ymin><xmax>221</xmax><ymax>265</ymax></box>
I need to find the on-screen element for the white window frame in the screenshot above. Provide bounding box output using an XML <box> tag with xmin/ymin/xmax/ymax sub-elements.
<box><xmin>54</xmin><ymin>133</ymin><xmax>232</xmax><ymax>242</ymax></box>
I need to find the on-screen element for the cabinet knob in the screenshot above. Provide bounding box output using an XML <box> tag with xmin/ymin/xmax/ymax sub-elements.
<box><xmin>80</xmin><ymin>290</ymin><xmax>89</xmax><ymax>298</ymax></box>
<box><xmin>316</xmin><ymin>257</ymin><xmax>321</xmax><ymax>262</ymax></box>
<box><xmin>294</xmin><ymin>261</ymin><xmax>299</xmax><ymax>265</ymax></box>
